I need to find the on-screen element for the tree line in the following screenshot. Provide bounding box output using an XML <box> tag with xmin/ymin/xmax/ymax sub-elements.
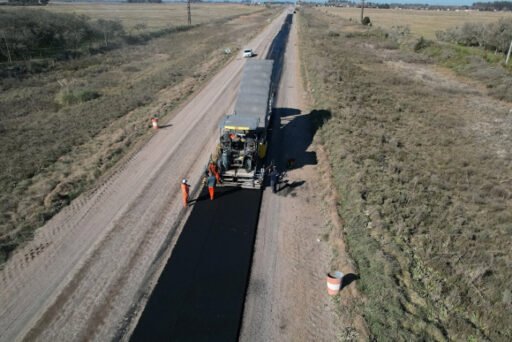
<box><xmin>473</xmin><ymin>1</ymin><xmax>512</xmax><ymax>11</ymax></box>
<box><xmin>326</xmin><ymin>0</ymin><xmax>512</xmax><ymax>11</ymax></box>
<box><xmin>436</xmin><ymin>18</ymin><xmax>512</xmax><ymax>54</ymax></box>
<box><xmin>6</xmin><ymin>0</ymin><xmax>49</xmax><ymax>5</ymax></box>
<box><xmin>0</xmin><ymin>9</ymin><xmax>124</xmax><ymax>63</ymax></box>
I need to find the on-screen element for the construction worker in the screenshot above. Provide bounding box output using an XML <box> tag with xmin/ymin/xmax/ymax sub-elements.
<box><xmin>207</xmin><ymin>173</ymin><xmax>217</xmax><ymax>200</ymax></box>
<box><xmin>208</xmin><ymin>161</ymin><xmax>222</xmax><ymax>184</ymax></box>
<box><xmin>270</xmin><ymin>166</ymin><xmax>280</xmax><ymax>194</ymax></box>
<box><xmin>181</xmin><ymin>179</ymin><xmax>190</xmax><ymax>207</ymax></box>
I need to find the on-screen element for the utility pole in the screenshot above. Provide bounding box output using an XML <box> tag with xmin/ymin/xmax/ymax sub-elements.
<box><xmin>360</xmin><ymin>0</ymin><xmax>365</xmax><ymax>24</ymax></box>
<box><xmin>187</xmin><ymin>0</ymin><xmax>192</xmax><ymax>26</ymax></box>
<box><xmin>506</xmin><ymin>39</ymin><xmax>512</xmax><ymax>65</ymax></box>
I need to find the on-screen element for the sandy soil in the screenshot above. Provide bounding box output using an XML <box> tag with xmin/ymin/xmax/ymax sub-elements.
<box><xmin>0</xmin><ymin>12</ymin><xmax>288</xmax><ymax>342</ymax></box>
<box><xmin>240</xmin><ymin>14</ymin><xmax>367</xmax><ymax>342</ymax></box>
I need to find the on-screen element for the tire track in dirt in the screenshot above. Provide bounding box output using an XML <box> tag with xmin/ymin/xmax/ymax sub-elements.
<box><xmin>25</xmin><ymin>73</ymin><xmax>242</xmax><ymax>341</ymax></box>
<box><xmin>20</xmin><ymin>66</ymin><xmax>243</xmax><ymax>342</ymax></box>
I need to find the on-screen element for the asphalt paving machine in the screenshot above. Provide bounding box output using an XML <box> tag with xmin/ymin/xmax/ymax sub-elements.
<box><xmin>210</xmin><ymin>59</ymin><xmax>274</xmax><ymax>189</ymax></box>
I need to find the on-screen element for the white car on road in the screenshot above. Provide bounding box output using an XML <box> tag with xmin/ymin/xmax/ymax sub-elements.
<box><xmin>242</xmin><ymin>49</ymin><xmax>254</xmax><ymax>58</ymax></box>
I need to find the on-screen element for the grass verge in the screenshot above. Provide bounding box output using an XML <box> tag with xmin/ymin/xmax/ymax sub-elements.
<box><xmin>298</xmin><ymin>7</ymin><xmax>512</xmax><ymax>341</ymax></box>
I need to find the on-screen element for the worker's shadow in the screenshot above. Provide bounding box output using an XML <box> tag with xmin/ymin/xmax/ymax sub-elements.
<box><xmin>277</xmin><ymin>180</ymin><xmax>305</xmax><ymax>196</ymax></box>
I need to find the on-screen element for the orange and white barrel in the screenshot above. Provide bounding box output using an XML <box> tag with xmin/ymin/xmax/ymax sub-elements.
<box><xmin>326</xmin><ymin>271</ymin><xmax>344</xmax><ymax>296</ymax></box>
<box><xmin>151</xmin><ymin>117</ymin><xmax>159</xmax><ymax>129</ymax></box>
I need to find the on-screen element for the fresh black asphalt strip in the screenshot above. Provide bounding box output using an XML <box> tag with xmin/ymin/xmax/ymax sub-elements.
<box><xmin>130</xmin><ymin>186</ymin><xmax>262</xmax><ymax>341</ymax></box>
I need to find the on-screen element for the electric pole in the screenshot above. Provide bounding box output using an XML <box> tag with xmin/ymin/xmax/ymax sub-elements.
<box><xmin>187</xmin><ymin>0</ymin><xmax>192</xmax><ymax>26</ymax></box>
<box><xmin>360</xmin><ymin>0</ymin><xmax>365</xmax><ymax>24</ymax></box>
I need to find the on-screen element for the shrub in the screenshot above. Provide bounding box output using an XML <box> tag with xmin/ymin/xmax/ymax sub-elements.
<box><xmin>437</xmin><ymin>18</ymin><xmax>512</xmax><ymax>54</ymax></box>
<box><xmin>362</xmin><ymin>16</ymin><xmax>371</xmax><ymax>26</ymax></box>
<box><xmin>414</xmin><ymin>36</ymin><xmax>431</xmax><ymax>52</ymax></box>
<box><xmin>56</xmin><ymin>89</ymin><xmax>101</xmax><ymax>106</ymax></box>
<box><xmin>0</xmin><ymin>9</ymin><xmax>125</xmax><ymax>63</ymax></box>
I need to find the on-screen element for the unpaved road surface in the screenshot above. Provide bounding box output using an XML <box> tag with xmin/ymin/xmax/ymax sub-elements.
<box><xmin>240</xmin><ymin>13</ymin><xmax>366</xmax><ymax>341</ymax></box>
<box><xmin>0</xmin><ymin>12</ymin><xmax>288</xmax><ymax>342</ymax></box>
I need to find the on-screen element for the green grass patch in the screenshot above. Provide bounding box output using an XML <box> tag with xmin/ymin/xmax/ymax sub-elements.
<box><xmin>298</xmin><ymin>8</ymin><xmax>511</xmax><ymax>341</ymax></box>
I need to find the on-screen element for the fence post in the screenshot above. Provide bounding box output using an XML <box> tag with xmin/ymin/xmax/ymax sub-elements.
<box><xmin>506</xmin><ymin>40</ymin><xmax>512</xmax><ymax>65</ymax></box>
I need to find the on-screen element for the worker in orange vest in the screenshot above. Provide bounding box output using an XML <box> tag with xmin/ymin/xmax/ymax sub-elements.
<box><xmin>208</xmin><ymin>161</ymin><xmax>222</xmax><ymax>184</ymax></box>
<box><xmin>207</xmin><ymin>173</ymin><xmax>217</xmax><ymax>200</ymax></box>
<box><xmin>181</xmin><ymin>179</ymin><xmax>190</xmax><ymax>207</ymax></box>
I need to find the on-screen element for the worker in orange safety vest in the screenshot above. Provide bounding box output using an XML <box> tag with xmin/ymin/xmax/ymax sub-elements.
<box><xmin>181</xmin><ymin>179</ymin><xmax>190</xmax><ymax>207</ymax></box>
<box><xmin>207</xmin><ymin>173</ymin><xmax>217</xmax><ymax>200</ymax></box>
<box><xmin>208</xmin><ymin>161</ymin><xmax>222</xmax><ymax>184</ymax></box>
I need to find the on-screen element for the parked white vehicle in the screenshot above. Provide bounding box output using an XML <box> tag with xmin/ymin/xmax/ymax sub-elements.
<box><xmin>242</xmin><ymin>49</ymin><xmax>254</xmax><ymax>58</ymax></box>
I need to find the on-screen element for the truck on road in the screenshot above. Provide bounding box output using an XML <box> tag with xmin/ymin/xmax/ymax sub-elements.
<box><xmin>210</xmin><ymin>59</ymin><xmax>274</xmax><ymax>189</ymax></box>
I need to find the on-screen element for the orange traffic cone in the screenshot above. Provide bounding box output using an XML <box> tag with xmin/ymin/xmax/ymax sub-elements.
<box><xmin>151</xmin><ymin>117</ymin><xmax>159</xmax><ymax>129</ymax></box>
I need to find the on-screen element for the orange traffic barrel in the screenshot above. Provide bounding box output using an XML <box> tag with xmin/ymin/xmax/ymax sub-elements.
<box><xmin>151</xmin><ymin>117</ymin><xmax>159</xmax><ymax>129</ymax></box>
<box><xmin>326</xmin><ymin>271</ymin><xmax>344</xmax><ymax>295</ymax></box>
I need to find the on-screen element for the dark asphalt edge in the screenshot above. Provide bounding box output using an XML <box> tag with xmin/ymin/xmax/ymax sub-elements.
<box><xmin>235</xmin><ymin>188</ymin><xmax>264</xmax><ymax>340</ymax></box>
<box><xmin>115</xmin><ymin>181</ymin><xmax>205</xmax><ymax>341</ymax></box>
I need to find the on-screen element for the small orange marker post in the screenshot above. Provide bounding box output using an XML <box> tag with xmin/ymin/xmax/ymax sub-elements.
<box><xmin>151</xmin><ymin>117</ymin><xmax>159</xmax><ymax>129</ymax></box>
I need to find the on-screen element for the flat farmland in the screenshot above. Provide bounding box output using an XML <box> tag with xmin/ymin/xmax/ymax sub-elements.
<box><xmin>33</xmin><ymin>2</ymin><xmax>263</xmax><ymax>31</ymax></box>
<box><xmin>299</xmin><ymin>7</ymin><xmax>512</xmax><ymax>341</ymax></box>
<box><xmin>320</xmin><ymin>7</ymin><xmax>512</xmax><ymax>38</ymax></box>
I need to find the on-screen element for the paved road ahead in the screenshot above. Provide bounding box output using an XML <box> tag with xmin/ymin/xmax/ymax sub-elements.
<box><xmin>130</xmin><ymin>187</ymin><xmax>262</xmax><ymax>341</ymax></box>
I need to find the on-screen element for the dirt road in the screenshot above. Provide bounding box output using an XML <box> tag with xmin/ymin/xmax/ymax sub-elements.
<box><xmin>0</xmin><ymin>12</ymin><xmax>288</xmax><ymax>342</ymax></box>
<box><xmin>240</xmin><ymin>12</ymin><xmax>365</xmax><ymax>341</ymax></box>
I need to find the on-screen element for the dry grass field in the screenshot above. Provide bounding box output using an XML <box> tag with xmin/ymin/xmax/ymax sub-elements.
<box><xmin>0</xmin><ymin>3</ymin><xmax>277</xmax><ymax>263</ymax></box>
<box><xmin>320</xmin><ymin>7</ymin><xmax>512</xmax><ymax>38</ymax></box>
<box><xmin>299</xmin><ymin>7</ymin><xmax>511</xmax><ymax>341</ymax></box>
<box><xmin>42</xmin><ymin>2</ymin><xmax>262</xmax><ymax>31</ymax></box>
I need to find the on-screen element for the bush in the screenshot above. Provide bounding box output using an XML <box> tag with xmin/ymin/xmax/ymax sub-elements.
<box><xmin>362</xmin><ymin>16</ymin><xmax>371</xmax><ymax>26</ymax></box>
<box><xmin>0</xmin><ymin>9</ymin><xmax>125</xmax><ymax>63</ymax></box>
<box><xmin>56</xmin><ymin>89</ymin><xmax>101</xmax><ymax>106</ymax></box>
<box><xmin>414</xmin><ymin>36</ymin><xmax>431</xmax><ymax>52</ymax></box>
<box><xmin>437</xmin><ymin>18</ymin><xmax>512</xmax><ymax>54</ymax></box>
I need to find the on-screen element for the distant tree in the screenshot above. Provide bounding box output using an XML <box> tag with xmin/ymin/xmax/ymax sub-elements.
<box><xmin>94</xmin><ymin>19</ymin><xmax>124</xmax><ymax>48</ymax></box>
<box><xmin>473</xmin><ymin>1</ymin><xmax>512</xmax><ymax>11</ymax></box>
<box><xmin>126</xmin><ymin>0</ymin><xmax>162</xmax><ymax>3</ymax></box>
<box><xmin>7</xmin><ymin>0</ymin><xmax>49</xmax><ymax>5</ymax></box>
<box><xmin>0</xmin><ymin>9</ymin><xmax>121</xmax><ymax>63</ymax></box>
